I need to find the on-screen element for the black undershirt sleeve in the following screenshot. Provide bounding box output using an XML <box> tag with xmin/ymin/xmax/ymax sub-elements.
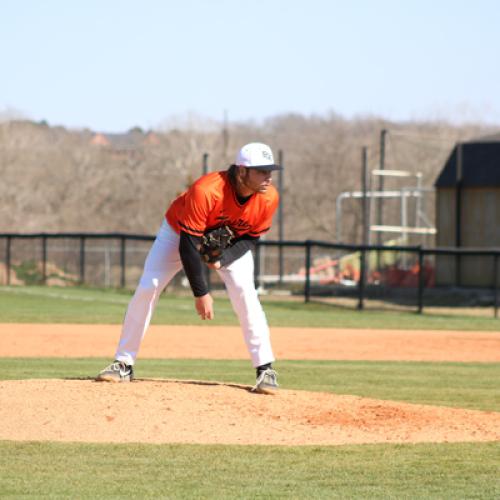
<box><xmin>179</xmin><ymin>231</ymin><xmax>208</xmax><ymax>297</ymax></box>
<box><xmin>220</xmin><ymin>235</ymin><xmax>258</xmax><ymax>267</ymax></box>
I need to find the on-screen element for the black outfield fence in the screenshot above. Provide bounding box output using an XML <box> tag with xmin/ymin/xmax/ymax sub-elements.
<box><xmin>1</xmin><ymin>232</ymin><xmax>499</xmax><ymax>318</ymax></box>
<box><xmin>0</xmin><ymin>233</ymin><xmax>154</xmax><ymax>289</ymax></box>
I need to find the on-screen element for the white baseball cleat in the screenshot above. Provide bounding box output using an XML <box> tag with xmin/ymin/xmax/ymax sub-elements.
<box><xmin>251</xmin><ymin>368</ymin><xmax>278</xmax><ymax>393</ymax></box>
<box><xmin>96</xmin><ymin>361</ymin><xmax>134</xmax><ymax>382</ymax></box>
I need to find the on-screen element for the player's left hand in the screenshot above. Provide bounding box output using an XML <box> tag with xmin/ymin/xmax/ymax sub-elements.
<box><xmin>207</xmin><ymin>261</ymin><xmax>221</xmax><ymax>270</ymax></box>
<box><xmin>200</xmin><ymin>226</ymin><xmax>234</xmax><ymax>263</ymax></box>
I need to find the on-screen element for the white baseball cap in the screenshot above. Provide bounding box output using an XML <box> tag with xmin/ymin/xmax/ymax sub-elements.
<box><xmin>235</xmin><ymin>142</ymin><xmax>282</xmax><ymax>170</ymax></box>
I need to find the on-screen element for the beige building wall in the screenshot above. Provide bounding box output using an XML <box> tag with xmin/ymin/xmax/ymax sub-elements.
<box><xmin>435</xmin><ymin>188</ymin><xmax>500</xmax><ymax>287</ymax></box>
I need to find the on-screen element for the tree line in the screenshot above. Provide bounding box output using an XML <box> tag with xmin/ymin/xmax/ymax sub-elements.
<box><xmin>0</xmin><ymin>115</ymin><xmax>495</xmax><ymax>243</ymax></box>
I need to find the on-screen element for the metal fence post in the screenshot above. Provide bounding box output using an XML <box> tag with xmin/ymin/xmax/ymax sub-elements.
<box><xmin>361</xmin><ymin>147</ymin><xmax>370</xmax><ymax>281</ymax></box>
<box><xmin>9</xmin><ymin>233</ymin><xmax>500</xmax><ymax>320</ymax></box>
<box><xmin>417</xmin><ymin>247</ymin><xmax>424</xmax><ymax>314</ymax></box>
<box><xmin>357</xmin><ymin>248</ymin><xmax>366</xmax><ymax>310</ymax></box>
<box><xmin>79</xmin><ymin>236</ymin><xmax>86</xmax><ymax>285</ymax></box>
<box><xmin>305</xmin><ymin>241</ymin><xmax>312</xmax><ymax>303</ymax></box>
<box><xmin>455</xmin><ymin>143</ymin><xmax>463</xmax><ymax>287</ymax></box>
<box><xmin>42</xmin><ymin>235</ymin><xmax>47</xmax><ymax>285</ymax></box>
<box><xmin>376</xmin><ymin>129</ymin><xmax>387</xmax><ymax>270</ymax></box>
<box><xmin>278</xmin><ymin>150</ymin><xmax>284</xmax><ymax>283</ymax></box>
<box><xmin>6</xmin><ymin>236</ymin><xmax>11</xmax><ymax>285</ymax></box>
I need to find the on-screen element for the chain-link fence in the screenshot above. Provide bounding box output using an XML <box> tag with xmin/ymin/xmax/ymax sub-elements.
<box><xmin>1</xmin><ymin>233</ymin><xmax>500</xmax><ymax>317</ymax></box>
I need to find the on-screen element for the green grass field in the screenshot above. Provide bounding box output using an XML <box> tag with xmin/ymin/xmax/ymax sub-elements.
<box><xmin>1</xmin><ymin>441</ymin><xmax>498</xmax><ymax>499</ymax></box>
<box><xmin>1</xmin><ymin>285</ymin><xmax>499</xmax><ymax>498</ymax></box>
<box><xmin>2</xmin><ymin>285</ymin><xmax>500</xmax><ymax>329</ymax></box>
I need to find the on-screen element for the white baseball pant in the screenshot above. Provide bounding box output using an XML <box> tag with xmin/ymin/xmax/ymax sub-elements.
<box><xmin>114</xmin><ymin>219</ymin><xmax>275</xmax><ymax>368</ymax></box>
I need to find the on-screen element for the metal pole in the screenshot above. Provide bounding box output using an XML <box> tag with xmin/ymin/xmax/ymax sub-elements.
<box><xmin>418</xmin><ymin>247</ymin><xmax>424</xmax><ymax>314</ymax></box>
<box><xmin>361</xmin><ymin>147</ymin><xmax>369</xmax><ymax>285</ymax></box>
<box><xmin>455</xmin><ymin>143</ymin><xmax>463</xmax><ymax>286</ymax></box>
<box><xmin>278</xmin><ymin>149</ymin><xmax>284</xmax><ymax>283</ymax></box>
<box><xmin>401</xmin><ymin>190</ymin><xmax>408</xmax><ymax>268</ymax></box>
<box><xmin>202</xmin><ymin>153</ymin><xmax>209</xmax><ymax>176</ymax></box>
<box><xmin>415</xmin><ymin>173</ymin><xmax>424</xmax><ymax>246</ymax></box>
<box><xmin>120</xmin><ymin>237</ymin><xmax>126</xmax><ymax>288</ymax></box>
<box><xmin>79</xmin><ymin>236</ymin><xmax>86</xmax><ymax>285</ymax></box>
<box><xmin>336</xmin><ymin>193</ymin><xmax>344</xmax><ymax>242</ymax></box>
<box><xmin>305</xmin><ymin>241</ymin><xmax>312</xmax><ymax>303</ymax></box>
<box><xmin>401</xmin><ymin>191</ymin><xmax>408</xmax><ymax>243</ymax></box>
<box><xmin>415</xmin><ymin>173</ymin><xmax>423</xmax><ymax>227</ymax></box>
<box><xmin>42</xmin><ymin>235</ymin><xmax>47</xmax><ymax>284</ymax></box>
<box><xmin>362</xmin><ymin>147</ymin><xmax>369</xmax><ymax>246</ymax></box>
<box><xmin>358</xmin><ymin>147</ymin><xmax>369</xmax><ymax>311</ymax></box>
<box><xmin>357</xmin><ymin>247</ymin><xmax>365</xmax><ymax>310</ymax></box>
<box><xmin>376</xmin><ymin>129</ymin><xmax>387</xmax><ymax>272</ymax></box>
<box><xmin>376</xmin><ymin>129</ymin><xmax>387</xmax><ymax>248</ymax></box>
<box><xmin>6</xmin><ymin>236</ymin><xmax>11</xmax><ymax>285</ymax></box>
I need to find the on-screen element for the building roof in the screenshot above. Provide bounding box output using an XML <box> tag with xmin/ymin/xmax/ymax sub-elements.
<box><xmin>89</xmin><ymin>130</ymin><xmax>159</xmax><ymax>150</ymax></box>
<box><xmin>474</xmin><ymin>132</ymin><xmax>500</xmax><ymax>142</ymax></box>
<box><xmin>434</xmin><ymin>140</ymin><xmax>500</xmax><ymax>188</ymax></box>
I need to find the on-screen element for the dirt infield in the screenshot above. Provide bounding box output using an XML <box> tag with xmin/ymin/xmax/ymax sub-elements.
<box><xmin>1</xmin><ymin>379</ymin><xmax>499</xmax><ymax>446</ymax></box>
<box><xmin>0</xmin><ymin>323</ymin><xmax>499</xmax><ymax>446</ymax></box>
<box><xmin>1</xmin><ymin>323</ymin><xmax>500</xmax><ymax>361</ymax></box>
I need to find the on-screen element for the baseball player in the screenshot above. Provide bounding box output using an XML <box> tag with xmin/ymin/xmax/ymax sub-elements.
<box><xmin>96</xmin><ymin>142</ymin><xmax>281</xmax><ymax>392</ymax></box>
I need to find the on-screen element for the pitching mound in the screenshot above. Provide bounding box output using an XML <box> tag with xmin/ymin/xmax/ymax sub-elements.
<box><xmin>1</xmin><ymin>379</ymin><xmax>499</xmax><ymax>446</ymax></box>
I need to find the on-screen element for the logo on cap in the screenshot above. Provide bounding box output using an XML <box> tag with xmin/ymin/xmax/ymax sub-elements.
<box><xmin>262</xmin><ymin>150</ymin><xmax>272</xmax><ymax>161</ymax></box>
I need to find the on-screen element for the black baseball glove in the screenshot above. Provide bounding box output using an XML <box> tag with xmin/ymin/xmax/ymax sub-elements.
<box><xmin>199</xmin><ymin>226</ymin><xmax>235</xmax><ymax>263</ymax></box>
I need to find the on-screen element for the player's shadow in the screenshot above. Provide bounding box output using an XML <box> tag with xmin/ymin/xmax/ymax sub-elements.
<box><xmin>64</xmin><ymin>376</ymin><xmax>257</xmax><ymax>393</ymax></box>
<box><xmin>139</xmin><ymin>377</ymin><xmax>255</xmax><ymax>393</ymax></box>
<box><xmin>65</xmin><ymin>376</ymin><xmax>96</xmax><ymax>381</ymax></box>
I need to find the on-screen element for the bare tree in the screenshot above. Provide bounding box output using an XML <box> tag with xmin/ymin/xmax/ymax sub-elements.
<box><xmin>0</xmin><ymin>117</ymin><xmax>496</xmax><ymax>243</ymax></box>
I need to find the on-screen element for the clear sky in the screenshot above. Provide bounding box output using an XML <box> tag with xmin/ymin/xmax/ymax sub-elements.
<box><xmin>1</xmin><ymin>0</ymin><xmax>499</xmax><ymax>132</ymax></box>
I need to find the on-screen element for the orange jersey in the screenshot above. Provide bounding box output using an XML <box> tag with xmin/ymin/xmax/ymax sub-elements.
<box><xmin>166</xmin><ymin>171</ymin><xmax>279</xmax><ymax>238</ymax></box>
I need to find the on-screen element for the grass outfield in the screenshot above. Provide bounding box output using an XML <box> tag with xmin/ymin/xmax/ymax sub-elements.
<box><xmin>2</xmin><ymin>285</ymin><xmax>500</xmax><ymax>329</ymax></box>
<box><xmin>1</xmin><ymin>441</ymin><xmax>499</xmax><ymax>499</ymax></box>
<box><xmin>1</xmin><ymin>285</ymin><xmax>499</xmax><ymax>498</ymax></box>
<box><xmin>1</xmin><ymin>358</ymin><xmax>499</xmax><ymax>497</ymax></box>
